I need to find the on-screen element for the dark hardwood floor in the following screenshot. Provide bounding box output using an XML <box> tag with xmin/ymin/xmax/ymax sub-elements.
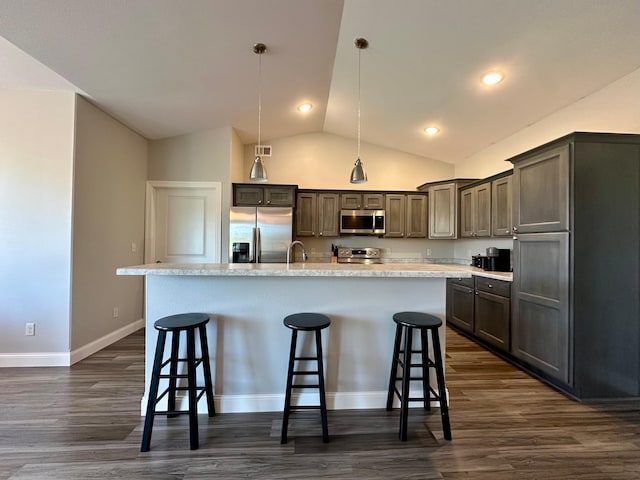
<box><xmin>1</xmin><ymin>327</ymin><xmax>639</xmax><ymax>479</ymax></box>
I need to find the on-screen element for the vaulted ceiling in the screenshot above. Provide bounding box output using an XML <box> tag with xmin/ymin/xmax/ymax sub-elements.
<box><xmin>1</xmin><ymin>0</ymin><xmax>639</xmax><ymax>163</ymax></box>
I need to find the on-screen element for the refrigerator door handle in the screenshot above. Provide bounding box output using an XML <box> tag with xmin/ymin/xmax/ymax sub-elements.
<box><xmin>254</xmin><ymin>227</ymin><xmax>261</xmax><ymax>263</ymax></box>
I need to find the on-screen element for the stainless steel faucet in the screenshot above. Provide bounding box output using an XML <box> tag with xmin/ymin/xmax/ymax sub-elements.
<box><xmin>287</xmin><ymin>240</ymin><xmax>307</xmax><ymax>264</ymax></box>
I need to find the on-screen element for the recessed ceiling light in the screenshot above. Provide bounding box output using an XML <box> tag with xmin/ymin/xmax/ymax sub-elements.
<box><xmin>481</xmin><ymin>71</ymin><xmax>504</xmax><ymax>85</ymax></box>
<box><xmin>424</xmin><ymin>126</ymin><xmax>440</xmax><ymax>136</ymax></box>
<box><xmin>297</xmin><ymin>103</ymin><xmax>312</xmax><ymax>112</ymax></box>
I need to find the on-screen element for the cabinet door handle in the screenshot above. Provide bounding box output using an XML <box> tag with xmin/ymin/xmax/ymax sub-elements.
<box><xmin>488</xmin><ymin>284</ymin><xmax>493</xmax><ymax>288</ymax></box>
<box><xmin>513</xmin><ymin>226</ymin><xmax>518</xmax><ymax>231</ymax></box>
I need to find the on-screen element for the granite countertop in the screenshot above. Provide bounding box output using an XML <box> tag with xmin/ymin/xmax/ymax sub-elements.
<box><xmin>117</xmin><ymin>262</ymin><xmax>513</xmax><ymax>281</ymax></box>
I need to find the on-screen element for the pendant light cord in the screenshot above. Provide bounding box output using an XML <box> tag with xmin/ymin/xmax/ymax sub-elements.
<box><xmin>357</xmin><ymin>45</ymin><xmax>361</xmax><ymax>159</ymax></box>
<box><xmin>257</xmin><ymin>51</ymin><xmax>262</xmax><ymax>151</ymax></box>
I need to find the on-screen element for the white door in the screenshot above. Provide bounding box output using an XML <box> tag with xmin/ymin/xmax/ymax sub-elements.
<box><xmin>145</xmin><ymin>181</ymin><xmax>222</xmax><ymax>263</ymax></box>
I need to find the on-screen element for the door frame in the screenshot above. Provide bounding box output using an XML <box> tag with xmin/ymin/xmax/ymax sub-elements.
<box><xmin>145</xmin><ymin>181</ymin><xmax>222</xmax><ymax>264</ymax></box>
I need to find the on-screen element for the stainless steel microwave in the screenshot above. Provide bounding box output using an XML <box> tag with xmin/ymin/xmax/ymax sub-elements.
<box><xmin>340</xmin><ymin>209</ymin><xmax>385</xmax><ymax>235</ymax></box>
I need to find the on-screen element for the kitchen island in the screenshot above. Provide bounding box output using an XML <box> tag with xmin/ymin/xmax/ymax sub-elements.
<box><xmin>117</xmin><ymin>262</ymin><xmax>510</xmax><ymax>414</ymax></box>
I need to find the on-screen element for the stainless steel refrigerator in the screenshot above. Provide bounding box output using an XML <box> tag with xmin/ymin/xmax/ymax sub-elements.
<box><xmin>229</xmin><ymin>207</ymin><xmax>292</xmax><ymax>263</ymax></box>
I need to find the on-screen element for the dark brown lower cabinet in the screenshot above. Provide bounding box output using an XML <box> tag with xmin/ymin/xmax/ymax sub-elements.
<box><xmin>446</xmin><ymin>276</ymin><xmax>511</xmax><ymax>354</ymax></box>
<box><xmin>446</xmin><ymin>277</ymin><xmax>474</xmax><ymax>333</ymax></box>
<box><xmin>474</xmin><ymin>277</ymin><xmax>510</xmax><ymax>351</ymax></box>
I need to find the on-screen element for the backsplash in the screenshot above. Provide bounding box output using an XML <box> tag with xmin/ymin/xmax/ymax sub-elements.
<box><xmin>299</xmin><ymin>236</ymin><xmax>455</xmax><ymax>264</ymax></box>
<box><xmin>297</xmin><ymin>236</ymin><xmax>513</xmax><ymax>264</ymax></box>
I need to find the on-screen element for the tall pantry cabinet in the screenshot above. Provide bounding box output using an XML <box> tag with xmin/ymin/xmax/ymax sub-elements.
<box><xmin>509</xmin><ymin>132</ymin><xmax>640</xmax><ymax>399</ymax></box>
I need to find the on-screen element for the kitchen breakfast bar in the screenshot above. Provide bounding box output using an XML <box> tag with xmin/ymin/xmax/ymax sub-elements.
<box><xmin>117</xmin><ymin>262</ymin><xmax>509</xmax><ymax>415</ymax></box>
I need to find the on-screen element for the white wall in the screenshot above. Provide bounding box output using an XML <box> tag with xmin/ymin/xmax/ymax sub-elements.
<box><xmin>148</xmin><ymin>127</ymin><xmax>232</xmax><ymax>182</ymax></box>
<box><xmin>0</xmin><ymin>91</ymin><xmax>75</xmax><ymax>360</ymax></box>
<box><xmin>71</xmin><ymin>96</ymin><xmax>147</xmax><ymax>350</ymax></box>
<box><xmin>455</xmin><ymin>67</ymin><xmax>640</xmax><ymax>178</ymax></box>
<box><xmin>243</xmin><ymin>131</ymin><xmax>455</xmax><ymax>190</ymax></box>
<box><xmin>230</xmin><ymin>128</ymin><xmax>245</xmax><ymax>183</ymax></box>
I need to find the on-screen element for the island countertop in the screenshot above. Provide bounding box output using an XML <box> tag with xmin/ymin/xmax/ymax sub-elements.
<box><xmin>116</xmin><ymin>262</ymin><xmax>513</xmax><ymax>281</ymax></box>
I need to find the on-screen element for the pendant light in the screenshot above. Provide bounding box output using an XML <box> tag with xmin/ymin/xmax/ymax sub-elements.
<box><xmin>250</xmin><ymin>42</ymin><xmax>268</xmax><ymax>182</ymax></box>
<box><xmin>350</xmin><ymin>37</ymin><xmax>368</xmax><ymax>184</ymax></box>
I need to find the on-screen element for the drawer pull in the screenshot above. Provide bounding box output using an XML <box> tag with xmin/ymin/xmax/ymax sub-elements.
<box><xmin>488</xmin><ymin>284</ymin><xmax>493</xmax><ymax>288</ymax></box>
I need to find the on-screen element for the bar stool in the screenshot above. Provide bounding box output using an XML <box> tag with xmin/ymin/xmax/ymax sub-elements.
<box><xmin>141</xmin><ymin>313</ymin><xmax>215</xmax><ymax>452</ymax></box>
<box><xmin>281</xmin><ymin>313</ymin><xmax>331</xmax><ymax>444</ymax></box>
<box><xmin>386</xmin><ymin>311</ymin><xmax>451</xmax><ymax>441</ymax></box>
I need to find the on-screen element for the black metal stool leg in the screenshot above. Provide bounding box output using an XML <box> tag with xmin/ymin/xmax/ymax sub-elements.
<box><xmin>420</xmin><ymin>328</ymin><xmax>431</xmax><ymax>411</ymax></box>
<box><xmin>399</xmin><ymin>326</ymin><xmax>413</xmax><ymax>441</ymax></box>
<box><xmin>167</xmin><ymin>330</ymin><xmax>180</xmax><ymax>417</ymax></box>
<box><xmin>198</xmin><ymin>324</ymin><xmax>216</xmax><ymax>417</ymax></box>
<box><xmin>141</xmin><ymin>330</ymin><xmax>167</xmax><ymax>452</ymax></box>
<box><xmin>431</xmin><ymin>328</ymin><xmax>452</xmax><ymax>441</ymax></box>
<box><xmin>281</xmin><ymin>329</ymin><xmax>298</xmax><ymax>444</ymax></box>
<box><xmin>186</xmin><ymin>328</ymin><xmax>199</xmax><ymax>450</ymax></box>
<box><xmin>386</xmin><ymin>323</ymin><xmax>403</xmax><ymax>410</ymax></box>
<box><xmin>315</xmin><ymin>329</ymin><xmax>329</xmax><ymax>443</ymax></box>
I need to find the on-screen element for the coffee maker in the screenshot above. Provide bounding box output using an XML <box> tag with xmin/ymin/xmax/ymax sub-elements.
<box><xmin>484</xmin><ymin>247</ymin><xmax>511</xmax><ymax>272</ymax></box>
<box><xmin>472</xmin><ymin>248</ymin><xmax>511</xmax><ymax>271</ymax></box>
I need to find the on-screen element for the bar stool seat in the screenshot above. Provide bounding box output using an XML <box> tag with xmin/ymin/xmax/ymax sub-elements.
<box><xmin>281</xmin><ymin>313</ymin><xmax>331</xmax><ymax>444</ymax></box>
<box><xmin>140</xmin><ymin>313</ymin><xmax>215</xmax><ymax>452</ymax></box>
<box><xmin>386</xmin><ymin>311</ymin><xmax>451</xmax><ymax>441</ymax></box>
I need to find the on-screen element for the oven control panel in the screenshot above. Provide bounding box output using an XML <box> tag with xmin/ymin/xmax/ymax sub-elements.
<box><xmin>337</xmin><ymin>247</ymin><xmax>382</xmax><ymax>264</ymax></box>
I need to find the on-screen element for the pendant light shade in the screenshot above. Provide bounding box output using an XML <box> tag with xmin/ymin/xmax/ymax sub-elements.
<box><xmin>350</xmin><ymin>158</ymin><xmax>367</xmax><ymax>184</ymax></box>
<box><xmin>350</xmin><ymin>37</ymin><xmax>368</xmax><ymax>184</ymax></box>
<box><xmin>250</xmin><ymin>42</ymin><xmax>268</xmax><ymax>182</ymax></box>
<box><xmin>250</xmin><ymin>155</ymin><xmax>267</xmax><ymax>182</ymax></box>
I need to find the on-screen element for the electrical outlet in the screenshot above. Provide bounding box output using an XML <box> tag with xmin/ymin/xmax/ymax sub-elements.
<box><xmin>426</xmin><ymin>248</ymin><xmax>432</xmax><ymax>256</ymax></box>
<box><xmin>25</xmin><ymin>323</ymin><xmax>35</xmax><ymax>336</ymax></box>
<box><xmin>112</xmin><ymin>307</ymin><xmax>119</xmax><ymax>318</ymax></box>
<box><xmin>131</xmin><ymin>242</ymin><xmax>137</xmax><ymax>253</ymax></box>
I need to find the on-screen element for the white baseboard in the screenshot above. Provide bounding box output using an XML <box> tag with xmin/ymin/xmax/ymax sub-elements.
<box><xmin>0</xmin><ymin>352</ymin><xmax>71</xmax><ymax>367</ymax></box>
<box><xmin>139</xmin><ymin>388</ymin><xmax>449</xmax><ymax>415</ymax></box>
<box><xmin>0</xmin><ymin>319</ymin><xmax>144</xmax><ymax>368</ymax></box>
<box><xmin>70</xmin><ymin>319</ymin><xmax>145</xmax><ymax>365</ymax></box>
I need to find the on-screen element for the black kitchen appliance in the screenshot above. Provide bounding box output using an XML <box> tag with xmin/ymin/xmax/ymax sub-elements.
<box><xmin>471</xmin><ymin>249</ymin><xmax>511</xmax><ymax>271</ymax></box>
<box><xmin>485</xmin><ymin>247</ymin><xmax>511</xmax><ymax>272</ymax></box>
<box><xmin>471</xmin><ymin>255</ymin><xmax>486</xmax><ymax>269</ymax></box>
